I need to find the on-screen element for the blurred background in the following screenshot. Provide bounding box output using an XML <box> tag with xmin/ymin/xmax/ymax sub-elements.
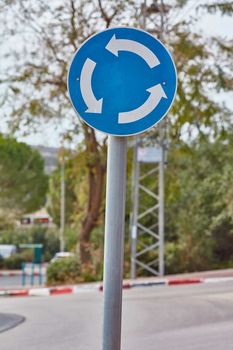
<box><xmin>0</xmin><ymin>0</ymin><xmax>232</xmax><ymax>288</ymax></box>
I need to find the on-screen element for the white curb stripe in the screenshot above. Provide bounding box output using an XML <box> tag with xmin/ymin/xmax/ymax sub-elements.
<box><xmin>204</xmin><ymin>277</ymin><xmax>233</xmax><ymax>284</ymax></box>
<box><xmin>29</xmin><ymin>288</ymin><xmax>50</xmax><ymax>296</ymax></box>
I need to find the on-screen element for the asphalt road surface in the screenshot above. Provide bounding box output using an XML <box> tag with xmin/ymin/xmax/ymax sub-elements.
<box><xmin>0</xmin><ymin>282</ymin><xmax>233</xmax><ymax>349</ymax></box>
<box><xmin>0</xmin><ymin>313</ymin><xmax>25</xmax><ymax>333</ymax></box>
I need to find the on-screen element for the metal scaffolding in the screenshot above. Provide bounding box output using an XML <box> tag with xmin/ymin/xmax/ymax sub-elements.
<box><xmin>130</xmin><ymin>0</ymin><xmax>169</xmax><ymax>278</ymax></box>
<box><xmin>130</xmin><ymin>127</ymin><xmax>166</xmax><ymax>278</ymax></box>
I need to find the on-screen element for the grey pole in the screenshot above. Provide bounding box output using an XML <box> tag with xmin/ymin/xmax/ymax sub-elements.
<box><xmin>102</xmin><ymin>136</ymin><xmax>127</xmax><ymax>350</ymax></box>
<box><xmin>159</xmin><ymin>125</ymin><xmax>165</xmax><ymax>276</ymax></box>
<box><xmin>130</xmin><ymin>137</ymin><xmax>140</xmax><ymax>279</ymax></box>
<box><xmin>60</xmin><ymin>154</ymin><xmax>65</xmax><ymax>252</ymax></box>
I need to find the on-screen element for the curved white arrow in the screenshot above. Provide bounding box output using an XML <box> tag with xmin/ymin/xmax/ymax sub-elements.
<box><xmin>118</xmin><ymin>84</ymin><xmax>167</xmax><ymax>124</ymax></box>
<box><xmin>80</xmin><ymin>58</ymin><xmax>103</xmax><ymax>113</ymax></box>
<box><xmin>106</xmin><ymin>35</ymin><xmax>160</xmax><ymax>68</ymax></box>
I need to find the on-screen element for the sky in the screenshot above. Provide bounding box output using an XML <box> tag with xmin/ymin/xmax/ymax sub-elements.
<box><xmin>0</xmin><ymin>2</ymin><xmax>232</xmax><ymax>148</ymax></box>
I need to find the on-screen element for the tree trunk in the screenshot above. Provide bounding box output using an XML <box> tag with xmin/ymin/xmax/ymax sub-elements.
<box><xmin>79</xmin><ymin>126</ymin><xmax>106</xmax><ymax>267</ymax></box>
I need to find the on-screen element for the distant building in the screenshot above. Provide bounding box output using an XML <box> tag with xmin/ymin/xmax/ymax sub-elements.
<box><xmin>17</xmin><ymin>208</ymin><xmax>55</xmax><ymax>228</ymax></box>
<box><xmin>32</xmin><ymin>145</ymin><xmax>59</xmax><ymax>174</ymax></box>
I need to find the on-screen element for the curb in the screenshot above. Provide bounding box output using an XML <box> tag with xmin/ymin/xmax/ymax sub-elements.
<box><xmin>167</xmin><ymin>278</ymin><xmax>202</xmax><ymax>286</ymax></box>
<box><xmin>0</xmin><ymin>283</ymin><xmax>101</xmax><ymax>297</ymax></box>
<box><xmin>1</xmin><ymin>276</ymin><xmax>233</xmax><ymax>298</ymax></box>
<box><xmin>129</xmin><ymin>276</ymin><xmax>233</xmax><ymax>288</ymax></box>
<box><xmin>99</xmin><ymin>278</ymin><xmax>203</xmax><ymax>290</ymax></box>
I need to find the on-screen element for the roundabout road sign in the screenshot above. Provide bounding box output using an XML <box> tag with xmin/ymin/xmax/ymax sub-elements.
<box><xmin>68</xmin><ymin>27</ymin><xmax>177</xmax><ymax>136</ymax></box>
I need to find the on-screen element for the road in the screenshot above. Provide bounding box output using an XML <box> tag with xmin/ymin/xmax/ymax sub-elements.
<box><xmin>0</xmin><ymin>313</ymin><xmax>25</xmax><ymax>333</ymax></box>
<box><xmin>0</xmin><ymin>282</ymin><xmax>233</xmax><ymax>349</ymax></box>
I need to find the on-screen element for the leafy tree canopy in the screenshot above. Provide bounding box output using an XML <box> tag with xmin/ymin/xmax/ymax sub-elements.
<box><xmin>165</xmin><ymin>134</ymin><xmax>233</xmax><ymax>273</ymax></box>
<box><xmin>0</xmin><ymin>134</ymin><xmax>48</xmax><ymax>223</ymax></box>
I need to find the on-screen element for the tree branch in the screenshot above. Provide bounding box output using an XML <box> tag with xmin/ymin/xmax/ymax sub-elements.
<box><xmin>98</xmin><ymin>0</ymin><xmax>119</xmax><ymax>28</ymax></box>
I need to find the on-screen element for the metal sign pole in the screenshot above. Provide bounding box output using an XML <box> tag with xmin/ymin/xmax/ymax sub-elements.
<box><xmin>102</xmin><ymin>136</ymin><xmax>127</xmax><ymax>350</ymax></box>
<box><xmin>67</xmin><ymin>26</ymin><xmax>176</xmax><ymax>347</ymax></box>
<box><xmin>159</xmin><ymin>125</ymin><xmax>165</xmax><ymax>276</ymax></box>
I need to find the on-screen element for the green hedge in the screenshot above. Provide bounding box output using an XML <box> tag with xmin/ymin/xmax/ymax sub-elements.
<box><xmin>3</xmin><ymin>250</ymin><xmax>34</xmax><ymax>270</ymax></box>
<box><xmin>0</xmin><ymin>227</ymin><xmax>60</xmax><ymax>266</ymax></box>
<box><xmin>46</xmin><ymin>257</ymin><xmax>81</xmax><ymax>286</ymax></box>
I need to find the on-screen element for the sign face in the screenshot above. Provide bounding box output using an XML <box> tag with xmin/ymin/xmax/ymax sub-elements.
<box><xmin>68</xmin><ymin>27</ymin><xmax>177</xmax><ymax>136</ymax></box>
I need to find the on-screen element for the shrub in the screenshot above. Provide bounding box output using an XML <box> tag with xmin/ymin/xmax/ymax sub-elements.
<box><xmin>0</xmin><ymin>255</ymin><xmax>4</xmax><ymax>269</ymax></box>
<box><xmin>3</xmin><ymin>250</ymin><xmax>34</xmax><ymax>270</ymax></box>
<box><xmin>80</xmin><ymin>263</ymin><xmax>101</xmax><ymax>282</ymax></box>
<box><xmin>64</xmin><ymin>227</ymin><xmax>77</xmax><ymax>251</ymax></box>
<box><xmin>0</xmin><ymin>227</ymin><xmax>60</xmax><ymax>262</ymax></box>
<box><xmin>46</xmin><ymin>257</ymin><xmax>81</xmax><ymax>286</ymax></box>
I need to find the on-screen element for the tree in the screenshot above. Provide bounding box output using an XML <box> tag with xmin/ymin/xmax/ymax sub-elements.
<box><xmin>0</xmin><ymin>134</ymin><xmax>48</xmax><ymax>225</ymax></box>
<box><xmin>0</xmin><ymin>0</ymin><xmax>232</xmax><ymax>268</ymax></box>
<box><xmin>0</xmin><ymin>0</ymin><xmax>126</xmax><ymax>267</ymax></box>
<box><xmin>165</xmin><ymin>135</ymin><xmax>233</xmax><ymax>273</ymax></box>
<box><xmin>47</xmin><ymin>152</ymin><xmax>77</xmax><ymax>227</ymax></box>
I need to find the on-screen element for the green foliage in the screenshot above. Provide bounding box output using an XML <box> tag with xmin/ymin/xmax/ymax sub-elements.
<box><xmin>64</xmin><ymin>227</ymin><xmax>78</xmax><ymax>252</ymax></box>
<box><xmin>165</xmin><ymin>136</ymin><xmax>233</xmax><ymax>273</ymax></box>
<box><xmin>47</xmin><ymin>147</ymin><xmax>106</xmax><ymax>248</ymax></box>
<box><xmin>0</xmin><ymin>134</ymin><xmax>48</xmax><ymax>223</ymax></box>
<box><xmin>46</xmin><ymin>257</ymin><xmax>80</xmax><ymax>286</ymax></box>
<box><xmin>47</xmin><ymin>154</ymin><xmax>77</xmax><ymax>227</ymax></box>
<box><xmin>199</xmin><ymin>2</ymin><xmax>233</xmax><ymax>15</ymax></box>
<box><xmin>3</xmin><ymin>250</ymin><xmax>33</xmax><ymax>270</ymax></box>
<box><xmin>80</xmin><ymin>265</ymin><xmax>101</xmax><ymax>283</ymax></box>
<box><xmin>0</xmin><ymin>227</ymin><xmax>60</xmax><ymax>264</ymax></box>
<box><xmin>0</xmin><ymin>255</ymin><xmax>4</xmax><ymax>269</ymax></box>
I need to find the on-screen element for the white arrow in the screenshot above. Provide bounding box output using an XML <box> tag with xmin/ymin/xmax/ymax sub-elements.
<box><xmin>106</xmin><ymin>35</ymin><xmax>160</xmax><ymax>68</ymax></box>
<box><xmin>118</xmin><ymin>84</ymin><xmax>167</xmax><ymax>124</ymax></box>
<box><xmin>80</xmin><ymin>58</ymin><xmax>103</xmax><ymax>113</ymax></box>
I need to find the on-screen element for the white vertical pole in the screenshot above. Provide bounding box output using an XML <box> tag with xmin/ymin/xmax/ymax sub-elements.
<box><xmin>130</xmin><ymin>137</ymin><xmax>139</xmax><ymax>279</ymax></box>
<box><xmin>60</xmin><ymin>154</ymin><xmax>65</xmax><ymax>252</ymax></box>
<box><xmin>102</xmin><ymin>136</ymin><xmax>127</xmax><ymax>350</ymax></box>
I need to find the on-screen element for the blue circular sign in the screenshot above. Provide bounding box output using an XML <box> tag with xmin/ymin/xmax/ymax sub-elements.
<box><xmin>68</xmin><ymin>27</ymin><xmax>177</xmax><ymax>136</ymax></box>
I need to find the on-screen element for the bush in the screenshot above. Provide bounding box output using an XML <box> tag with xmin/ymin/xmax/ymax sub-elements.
<box><xmin>3</xmin><ymin>250</ymin><xmax>34</xmax><ymax>270</ymax></box>
<box><xmin>0</xmin><ymin>255</ymin><xmax>4</xmax><ymax>269</ymax></box>
<box><xmin>0</xmin><ymin>227</ymin><xmax>60</xmax><ymax>263</ymax></box>
<box><xmin>64</xmin><ymin>227</ymin><xmax>77</xmax><ymax>251</ymax></box>
<box><xmin>46</xmin><ymin>257</ymin><xmax>81</xmax><ymax>286</ymax></box>
<box><xmin>80</xmin><ymin>263</ymin><xmax>101</xmax><ymax>282</ymax></box>
<box><xmin>4</xmin><ymin>254</ymin><xmax>25</xmax><ymax>270</ymax></box>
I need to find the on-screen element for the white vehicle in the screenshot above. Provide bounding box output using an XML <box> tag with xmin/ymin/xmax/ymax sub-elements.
<box><xmin>0</xmin><ymin>244</ymin><xmax>16</xmax><ymax>258</ymax></box>
<box><xmin>50</xmin><ymin>252</ymin><xmax>75</xmax><ymax>263</ymax></box>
